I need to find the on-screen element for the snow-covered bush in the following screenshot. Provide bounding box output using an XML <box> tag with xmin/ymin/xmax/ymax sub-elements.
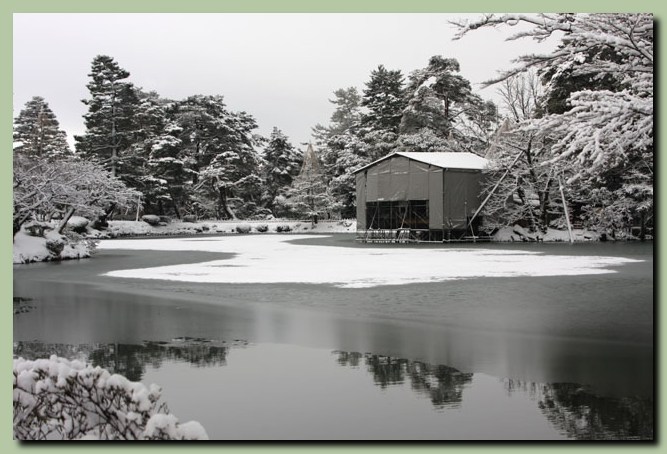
<box><xmin>13</xmin><ymin>356</ymin><xmax>208</xmax><ymax>440</ymax></box>
<box><xmin>275</xmin><ymin>224</ymin><xmax>292</xmax><ymax>233</ymax></box>
<box><xmin>182</xmin><ymin>215</ymin><xmax>197</xmax><ymax>223</ymax></box>
<box><xmin>235</xmin><ymin>224</ymin><xmax>251</xmax><ymax>234</ymax></box>
<box><xmin>141</xmin><ymin>215</ymin><xmax>161</xmax><ymax>226</ymax></box>
<box><xmin>255</xmin><ymin>224</ymin><xmax>269</xmax><ymax>233</ymax></box>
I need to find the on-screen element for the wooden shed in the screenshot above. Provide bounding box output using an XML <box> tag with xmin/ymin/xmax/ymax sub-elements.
<box><xmin>354</xmin><ymin>152</ymin><xmax>488</xmax><ymax>242</ymax></box>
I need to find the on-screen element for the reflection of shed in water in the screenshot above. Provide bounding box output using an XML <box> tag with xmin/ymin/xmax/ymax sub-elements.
<box><xmin>354</xmin><ymin>152</ymin><xmax>488</xmax><ymax>242</ymax></box>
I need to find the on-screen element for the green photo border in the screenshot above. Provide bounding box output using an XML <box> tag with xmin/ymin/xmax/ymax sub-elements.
<box><xmin>2</xmin><ymin>0</ymin><xmax>662</xmax><ymax>451</ymax></box>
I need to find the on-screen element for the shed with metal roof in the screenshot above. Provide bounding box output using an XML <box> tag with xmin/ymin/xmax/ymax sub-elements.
<box><xmin>354</xmin><ymin>152</ymin><xmax>488</xmax><ymax>242</ymax></box>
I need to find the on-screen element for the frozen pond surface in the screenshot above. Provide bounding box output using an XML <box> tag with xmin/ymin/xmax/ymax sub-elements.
<box><xmin>13</xmin><ymin>234</ymin><xmax>653</xmax><ymax>440</ymax></box>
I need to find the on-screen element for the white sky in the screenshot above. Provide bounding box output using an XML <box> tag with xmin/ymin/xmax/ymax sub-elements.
<box><xmin>13</xmin><ymin>13</ymin><xmax>558</xmax><ymax>150</ymax></box>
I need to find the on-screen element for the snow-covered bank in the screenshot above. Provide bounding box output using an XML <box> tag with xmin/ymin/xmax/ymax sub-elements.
<box><xmin>492</xmin><ymin>225</ymin><xmax>600</xmax><ymax>242</ymax></box>
<box><xmin>12</xmin><ymin>218</ymin><xmax>354</xmax><ymax>264</ymax></box>
<box><xmin>104</xmin><ymin>219</ymin><xmax>356</xmax><ymax>237</ymax></box>
<box><xmin>13</xmin><ymin>230</ymin><xmax>95</xmax><ymax>264</ymax></box>
<box><xmin>98</xmin><ymin>235</ymin><xmax>642</xmax><ymax>289</ymax></box>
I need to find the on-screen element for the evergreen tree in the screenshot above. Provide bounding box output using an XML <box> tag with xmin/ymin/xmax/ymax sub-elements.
<box><xmin>75</xmin><ymin>55</ymin><xmax>140</xmax><ymax>182</ymax></box>
<box><xmin>400</xmin><ymin>56</ymin><xmax>476</xmax><ymax>137</ymax></box>
<box><xmin>359</xmin><ymin>65</ymin><xmax>406</xmax><ymax>161</ymax></box>
<box><xmin>172</xmin><ymin>95</ymin><xmax>263</xmax><ymax>219</ymax></box>
<box><xmin>361</xmin><ymin>65</ymin><xmax>406</xmax><ymax>134</ymax></box>
<box><xmin>261</xmin><ymin>127</ymin><xmax>303</xmax><ymax>212</ymax></box>
<box><xmin>13</xmin><ymin>96</ymin><xmax>70</xmax><ymax>159</ymax></box>
<box><xmin>284</xmin><ymin>144</ymin><xmax>338</xmax><ymax>222</ymax></box>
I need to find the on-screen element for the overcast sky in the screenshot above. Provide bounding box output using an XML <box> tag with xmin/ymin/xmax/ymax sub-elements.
<box><xmin>13</xmin><ymin>13</ymin><xmax>558</xmax><ymax>150</ymax></box>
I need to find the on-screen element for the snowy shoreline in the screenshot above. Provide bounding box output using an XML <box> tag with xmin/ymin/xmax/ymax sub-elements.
<box><xmin>14</xmin><ymin>217</ymin><xmax>645</xmax><ymax>266</ymax></box>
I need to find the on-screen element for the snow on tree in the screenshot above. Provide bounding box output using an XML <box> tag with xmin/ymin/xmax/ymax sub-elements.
<box><xmin>358</xmin><ymin>65</ymin><xmax>406</xmax><ymax>162</ymax></box>
<box><xmin>453</xmin><ymin>13</ymin><xmax>653</xmax><ymax>237</ymax></box>
<box><xmin>311</xmin><ymin>87</ymin><xmax>369</xmax><ymax>217</ymax></box>
<box><xmin>399</xmin><ymin>56</ymin><xmax>497</xmax><ymax>154</ymax></box>
<box><xmin>261</xmin><ymin>127</ymin><xmax>303</xmax><ymax>214</ymax></box>
<box><xmin>13</xmin><ymin>356</ymin><xmax>208</xmax><ymax>440</ymax></box>
<box><xmin>173</xmin><ymin>95</ymin><xmax>263</xmax><ymax>220</ymax></box>
<box><xmin>13</xmin><ymin>154</ymin><xmax>140</xmax><ymax>236</ymax></box>
<box><xmin>13</xmin><ymin>96</ymin><xmax>70</xmax><ymax>159</ymax></box>
<box><xmin>481</xmin><ymin>72</ymin><xmax>565</xmax><ymax>233</ymax></box>
<box><xmin>75</xmin><ymin>55</ymin><xmax>140</xmax><ymax>181</ymax></box>
<box><xmin>284</xmin><ymin>144</ymin><xmax>339</xmax><ymax>222</ymax></box>
<box><xmin>361</xmin><ymin>65</ymin><xmax>406</xmax><ymax>134</ymax></box>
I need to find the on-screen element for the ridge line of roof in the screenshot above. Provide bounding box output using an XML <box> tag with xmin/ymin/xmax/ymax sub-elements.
<box><xmin>353</xmin><ymin>151</ymin><xmax>487</xmax><ymax>173</ymax></box>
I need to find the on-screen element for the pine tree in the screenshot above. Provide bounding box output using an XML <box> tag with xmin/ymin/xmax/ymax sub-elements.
<box><xmin>400</xmin><ymin>56</ymin><xmax>475</xmax><ymax>137</ymax></box>
<box><xmin>13</xmin><ymin>96</ymin><xmax>70</xmax><ymax>159</ymax></box>
<box><xmin>361</xmin><ymin>65</ymin><xmax>406</xmax><ymax>134</ymax></box>
<box><xmin>173</xmin><ymin>95</ymin><xmax>263</xmax><ymax>219</ymax></box>
<box><xmin>75</xmin><ymin>55</ymin><xmax>140</xmax><ymax>181</ymax></box>
<box><xmin>262</xmin><ymin>127</ymin><xmax>302</xmax><ymax>212</ymax></box>
<box><xmin>284</xmin><ymin>144</ymin><xmax>338</xmax><ymax>222</ymax></box>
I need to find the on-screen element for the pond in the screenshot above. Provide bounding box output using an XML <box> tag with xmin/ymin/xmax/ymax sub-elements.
<box><xmin>13</xmin><ymin>235</ymin><xmax>654</xmax><ymax>440</ymax></box>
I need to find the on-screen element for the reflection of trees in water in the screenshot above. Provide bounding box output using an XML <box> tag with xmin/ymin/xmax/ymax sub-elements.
<box><xmin>13</xmin><ymin>297</ymin><xmax>35</xmax><ymax>315</ymax></box>
<box><xmin>505</xmin><ymin>379</ymin><xmax>653</xmax><ymax>440</ymax></box>
<box><xmin>335</xmin><ymin>351</ymin><xmax>473</xmax><ymax>409</ymax></box>
<box><xmin>14</xmin><ymin>340</ymin><xmax>230</xmax><ymax>382</ymax></box>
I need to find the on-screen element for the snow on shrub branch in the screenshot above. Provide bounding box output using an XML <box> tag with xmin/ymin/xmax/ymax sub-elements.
<box><xmin>13</xmin><ymin>356</ymin><xmax>208</xmax><ymax>440</ymax></box>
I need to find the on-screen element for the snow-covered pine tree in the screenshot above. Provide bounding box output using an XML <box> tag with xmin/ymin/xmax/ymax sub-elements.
<box><xmin>398</xmin><ymin>56</ymin><xmax>496</xmax><ymax>154</ymax></box>
<box><xmin>312</xmin><ymin>87</ymin><xmax>370</xmax><ymax>217</ymax></box>
<box><xmin>261</xmin><ymin>127</ymin><xmax>303</xmax><ymax>214</ymax></box>
<box><xmin>173</xmin><ymin>95</ymin><xmax>263</xmax><ymax>220</ymax></box>
<box><xmin>129</xmin><ymin>91</ymin><xmax>192</xmax><ymax>218</ymax></box>
<box><xmin>399</xmin><ymin>56</ymin><xmax>474</xmax><ymax>138</ymax></box>
<box><xmin>75</xmin><ymin>55</ymin><xmax>140</xmax><ymax>182</ymax></box>
<box><xmin>361</xmin><ymin>65</ymin><xmax>406</xmax><ymax>134</ymax></box>
<box><xmin>284</xmin><ymin>144</ymin><xmax>338</xmax><ymax>223</ymax></box>
<box><xmin>13</xmin><ymin>96</ymin><xmax>70</xmax><ymax>159</ymax></box>
<box><xmin>359</xmin><ymin>65</ymin><xmax>406</xmax><ymax>162</ymax></box>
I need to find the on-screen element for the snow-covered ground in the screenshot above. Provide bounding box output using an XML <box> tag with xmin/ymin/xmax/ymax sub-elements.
<box><xmin>13</xmin><ymin>230</ymin><xmax>94</xmax><ymax>264</ymax></box>
<box><xmin>98</xmin><ymin>235</ymin><xmax>641</xmax><ymax>289</ymax></box>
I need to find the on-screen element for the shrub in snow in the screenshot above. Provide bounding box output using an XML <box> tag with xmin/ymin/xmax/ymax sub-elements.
<box><xmin>182</xmin><ymin>215</ymin><xmax>197</xmax><ymax>223</ymax></box>
<box><xmin>141</xmin><ymin>215</ymin><xmax>161</xmax><ymax>226</ymax></box>
<box><xmin>66</xmin><ymin>216</ymin><xmax>90</xmax><ymax>234</ymax></box>
<box><xmin>255</xmin><ymin>224</ymin><xmax>269</xmax><ymax>233</ymax></box>
<box><xmin>275</xmin><ymin>224</ymin><xmax>292</xmax><ymax>233</ymax></box>
<box><xmin>45</xmin><ymin>237</ymin><xmax>65</xmax><ymax>256</ymax></box>
<box><xmin>13</xmin><ymin>356</ymin><xmax>208</xmax><ymax>440</ymax></box>
<box><xmin>24</xmin><ymin>222</ymin><xmax>50</xmax><ymax>237</ymax></box>
<box><xmin>158</xmin><ymin>216</ymin><xmax>172</xmax><ymax>224</ymax></box>
<box><xmin>235</xmin><ymin>224</ymin><xmax>251</xmax><ymax>234</ymax></box>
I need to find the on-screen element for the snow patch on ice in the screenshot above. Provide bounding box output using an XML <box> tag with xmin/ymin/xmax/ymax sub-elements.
<box><xmin>99</xmin><ymin>235</ymin><xmax>641</xmax><ymax>288</ymax></box>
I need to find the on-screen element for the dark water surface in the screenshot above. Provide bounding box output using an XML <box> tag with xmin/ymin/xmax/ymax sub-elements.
<box><xmin>13</xmin><ymin>235</ymin><xmax>654</xmax><ymax>440</ymax></box>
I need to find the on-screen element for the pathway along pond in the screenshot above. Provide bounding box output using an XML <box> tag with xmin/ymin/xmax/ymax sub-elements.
<box><xmin>13</xmin><ymin>234</ymin><xmax>654</xmax><ymax>440</ymax></box>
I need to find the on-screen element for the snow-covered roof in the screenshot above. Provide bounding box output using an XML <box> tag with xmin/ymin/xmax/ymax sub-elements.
<box><xmin>354</xmin><ymin>152</ymin><xmax>488</xmax><ymax>173</ymax></box>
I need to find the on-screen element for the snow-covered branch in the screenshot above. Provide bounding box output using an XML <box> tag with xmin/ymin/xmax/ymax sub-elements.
<box><xmin>13</xmin><ymin>356</ymin><xmax>208</xmax><ymax>440</ymax></box>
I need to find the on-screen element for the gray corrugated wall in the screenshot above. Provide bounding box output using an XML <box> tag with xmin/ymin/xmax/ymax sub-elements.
<box><xmin>428</xmin><ymin>167</ymin><xmax>444</xmax><ymax>230</ymax></box>
<box><xmin>443</xmin><ymin>170</ymin><xmax>482</xmax><ymax>229</ymax></box>
<box><xmin>356</xmin><ymin>172</ymin><xmax>367</xmax><ymax>230</ymax></box>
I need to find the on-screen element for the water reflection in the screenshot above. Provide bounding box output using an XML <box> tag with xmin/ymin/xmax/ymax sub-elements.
<box><xmin>335</xmin><ymin>351</ymin><xmax>473</xmax><ymax>409</ymax></box>
<box><xmin>336</xmin><ymin>351</ymin><xmax>653</xmax><ymax>440</ymax></box>
<box><xmin>13</xmin><ymin>339</ymin><xmax>238</xmax><ymax>382</ymax></box>
<box><xmin>13</xmin><ymin>297</ymin><xmax>35</xmax><ymax>315</ymax></box>
<box><xmin>523</xmin><ymin>381</ymin><xmax>653</xmax><ymax>440</ymax></box>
